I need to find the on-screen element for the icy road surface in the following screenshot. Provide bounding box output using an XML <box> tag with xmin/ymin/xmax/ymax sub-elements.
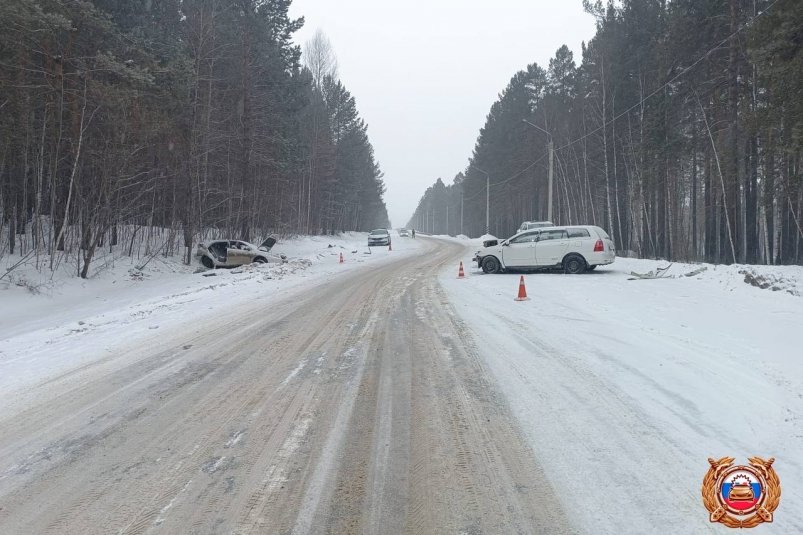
<box><xmin>0</xmin><ymin>238</ymin><xmax>570</xmax><ymax>534</ymax></box>
<box><xmin>442</xmin><ymin>245</ymin><xmax>803</xmax><ymax>534</ymax></box>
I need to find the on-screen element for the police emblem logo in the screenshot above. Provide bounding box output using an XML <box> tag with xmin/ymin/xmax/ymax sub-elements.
<box><xmin>702</xmin><ymin>456</ymin><xmax>781</xmax><ymax>528</ymax></box>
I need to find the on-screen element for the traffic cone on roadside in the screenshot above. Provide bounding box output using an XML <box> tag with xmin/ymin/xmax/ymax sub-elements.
<box><xmin>339</xmin><ymin>252</ymin><xmax>344</xmax><ymax>264</ymax></box>
<box><xmin>514</xmin><ymin>275</ymin><xmax>530</xmax><ymax>301</ymax></box>
<box><xmin>458</xmin><ymin>261</ymin><xmax>466</xmax><ymax>279</ymax></box>
<box><xmin>388</xmin><ymin>242</ymin><xmax>392</xmax><ymax>251</ymax></box>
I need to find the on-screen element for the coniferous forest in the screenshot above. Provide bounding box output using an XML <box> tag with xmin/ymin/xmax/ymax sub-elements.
<box><xmin>409</xmin><ymin>0</ymin><xmax>802</xmax><ymax>265</ymax></box>
<box><xmin>0</xmin><ymin>1</ymin><xmax>388</xmax><ymax>277</ymax></box>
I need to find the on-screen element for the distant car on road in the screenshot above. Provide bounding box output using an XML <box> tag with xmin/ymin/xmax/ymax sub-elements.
<box><xmin>368</xmin><ymin>229</ymin><xmax>391</xmax><ymax>247</ymax></box>
<box><xmin>196</xmin><ymin>237</ymin><xmax>287</xmax><ymax>269</ymax></box>
<box><xmin>398</xmin><ymin>228</ymin><xmax>410</xmax><ymax>237</ymax></box>
<box><xmin>473</xmin><ymin>225</ymin><xmax>615</xmax><ymax>274</ymax></box>
<box><xmin>517</xmin><ymin>220</ymin><xmax>555</xmax><ymax>232</ymax></box>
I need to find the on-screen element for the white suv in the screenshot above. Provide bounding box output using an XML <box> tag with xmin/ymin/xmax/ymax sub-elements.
<box><xmin>474</xmin><ymin>225</ymin><xmax>615</xmax><ymax>274</ymax></box>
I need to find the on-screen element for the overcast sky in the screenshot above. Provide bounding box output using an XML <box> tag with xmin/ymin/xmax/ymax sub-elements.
<box><xmin>288</xmin><ymin>1</ymin><xmax>597</xmax><ymax>228</ymax></box>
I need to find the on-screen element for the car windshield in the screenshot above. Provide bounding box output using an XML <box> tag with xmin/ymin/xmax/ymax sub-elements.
<box><xmin>370</xmin><ymin>230</ymin><xmax>387</xmax><ymax>235</ymax></box>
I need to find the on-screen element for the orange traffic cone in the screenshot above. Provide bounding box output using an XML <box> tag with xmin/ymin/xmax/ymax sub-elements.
<box><xmin>458</xmin><ymin>261</ymin><xmax>466</xmax><ymax>279</ymax></box>
<box><xmin>339</xmin><ymin>252</ymin><xmax>344</xmax><ymax>264</ymax></box>
<box><xmin>388</xmin><ymin>242</ymin><xmax>392</xmax><ymax>251</ymax></box>
<box><xmin>514</xmin><ymin>275</ymin><xmax>530</xmax><ymax>301</ymax></box>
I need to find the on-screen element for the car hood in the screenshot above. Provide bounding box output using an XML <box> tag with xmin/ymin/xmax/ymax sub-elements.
<box><xmin>258</xmin><ymin>236</ymin><xmax>277</xmax><ymax>251</ymax></box>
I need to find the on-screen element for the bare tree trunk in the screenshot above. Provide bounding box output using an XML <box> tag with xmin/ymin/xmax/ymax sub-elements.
<box><xmin>696</xmin><ymin>90</ymin><xmax>736</xmax><ymax>264</ymax></box>
<box><xmin>725</xmin><ymin>0</ymin><xmax>740</xmax><ymax>263</ymax></box>
<box><xmin>611</xmin><ymin>93</ymin><xmax>623</xmax><ymax>247</ymax></box>
<box><xmin>54</xmin><ymin>82</ymin><xmax>90</xmax><ymax>267</ymax></box>
<box><xmin>582</xmin><ymin>113</ymin><xmax>595</xmax><ymax>224</ymax></box>
<box><xmin>601</xmin><ymin>60</ymin><xmax>615</xmax><ymax>237</ymax></box>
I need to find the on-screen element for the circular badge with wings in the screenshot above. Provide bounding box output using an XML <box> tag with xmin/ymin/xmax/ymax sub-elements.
<box><xmin>702</xmin><ymin>456</ymin><xmax>781</xmax><ymax>528</ymax></box>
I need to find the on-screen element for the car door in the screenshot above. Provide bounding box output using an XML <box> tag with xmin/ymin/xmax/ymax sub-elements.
<box><xmin>208</xmin><ymin>241</ymin><xmax>228</xmax><ymax>264</ymax></box>
<box><xmin>502</xmin><ymin>231</ymin><xmax>539</xmax><ymax>268</ymax></box>
<box><xmin>226</xmin><ymin>241</ymin><xmax>253</xmax><ymax>266</ymax></box>
<box><xmin>534</xmin><ymin>229</ymin><xmax>569</xmax><ymax>265</ymax></box>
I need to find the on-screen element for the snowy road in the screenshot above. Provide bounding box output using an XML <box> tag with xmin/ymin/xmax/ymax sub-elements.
<box><xmin>441</xmin><ymin>246</ymin><xmax>803</xmax><ymax>534</ymax></box>
<box><xmin>0</xmin><ymin>238</ymin><xmax>570</xmax><ymax>534</ymax></box>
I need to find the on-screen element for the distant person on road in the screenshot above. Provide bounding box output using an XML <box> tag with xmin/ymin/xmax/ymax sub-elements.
<box><xmin>412</xmin><ymin>228</ymin><xmax>416</xmax><ymax>239</ymax></box>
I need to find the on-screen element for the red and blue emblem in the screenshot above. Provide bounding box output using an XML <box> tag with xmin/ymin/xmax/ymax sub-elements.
<box><xmin>720</xmin><ymin>468</ymin><xmax>762</xmax><ymax>512</ymax></box>
<box><xmin>703</xmin><ymin>456</ymin><xmax>781</xmax><ymax>528</ymax></box>
<box><xmin>718</xmin><ymin>466</ymin><xmax>764</xmax><ymax>516</ymax></box>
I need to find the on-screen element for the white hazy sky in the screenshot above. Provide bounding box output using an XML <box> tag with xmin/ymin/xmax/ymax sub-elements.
<box><xmin>288</xmin><ymin>1</ymin><xmax>597</xmax><ymax>228</ymax></box>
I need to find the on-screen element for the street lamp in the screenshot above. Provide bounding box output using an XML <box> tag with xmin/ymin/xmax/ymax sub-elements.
<box><xmin>522</xmin><ymin>119</ymin><xmax>554</xmax><ymax>222</ymax></box>
<box><xmin>470</xmin><ymin>165</ymin><xmax>490</xmax><ymax>235</ymax></box>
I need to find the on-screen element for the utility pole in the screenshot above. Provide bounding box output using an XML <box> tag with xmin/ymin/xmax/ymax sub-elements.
<box><xmin>522</xmin><ymin>119</ymin><xmax>554</xmax><ymax>222</ymax></box>
<box><xmin>485</xmin><ymin>174</ymin><xmax>490</xmax><ymax>235</ymax></box>
<box><xmin>548</xmin><ymin>139</ymin><xmax>554</xmax><ymax>222</ymax></box>
<box><xmin>460</xmin><ymin>190</ymin><xmax>464</xmax><ymax>236</ymax></box>
<box><xmin>469</xmin><ymin>165</ymin><xmax>491</xmax><ymax>235</ymax></box>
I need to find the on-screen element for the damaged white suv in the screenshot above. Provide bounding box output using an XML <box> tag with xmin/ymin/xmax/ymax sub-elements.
<box><xmin>474</xmin><ymin>225</ymin><xmax>615</xmax><ymax>274</ymax></box>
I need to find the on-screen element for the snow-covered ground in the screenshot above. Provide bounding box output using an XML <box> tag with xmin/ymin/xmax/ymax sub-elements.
<box><xmin>440</xmin><ymin>240</ymin><xmax>803</xmax><ymax>533</ymax></box>
<box><xmin>0</xmin><ymin>232</ymin><xmax>422</xmax><ymax>399</ymax></box>
<box><xmin>2</xmin><ymin>232</ymin><xmax>801</xmax><ymax>532</ymax></box>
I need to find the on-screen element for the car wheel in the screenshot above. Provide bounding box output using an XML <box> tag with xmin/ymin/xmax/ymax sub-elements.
<box><xmin>482</xmin><ymin>256</ymin><xmax>502</xmax><ymax>274</ymax></box>
<box><xmin>253</xmin><ymin>257</ymin><xmax>267</xmax><ymax>264</ymax></box>
<box><xmin>201</xmin><ymin>256</ymin><xmax>214</xmax><ymax>269</ymax></box>
<box><xmin>586</xmin><ymin>264</ymin><xmax>597</xmax><ymax>271</ymax></box>
<box><xmin>563</xmin><ymin>254</ymin><xmax>586</xmax><ymax>274</ymax></box>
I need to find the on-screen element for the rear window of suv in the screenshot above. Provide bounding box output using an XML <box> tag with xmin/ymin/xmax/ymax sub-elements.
<box><xmin>567</xmin><ymin>228</ymin><xmax>591</xmax><ymax>238</ymax></box>
<box><xmin>594</xmin><ymin>227</ymin><xmax>610</xmax><ymax>239</ymax></box>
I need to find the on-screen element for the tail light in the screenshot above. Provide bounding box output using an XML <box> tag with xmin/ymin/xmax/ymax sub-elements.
<box><xmin>593</xmin><ymin>239</ymin><xmax>604</xmax><ymax>252</ymax></box>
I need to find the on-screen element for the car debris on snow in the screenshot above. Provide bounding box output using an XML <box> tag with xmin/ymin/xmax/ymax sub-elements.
<box><xmin>628</xmin><ymin>264</ymin><xmax>674</xmax><ymax>279</ymax></box>
<box><xmin>628</xmin><ymin>264</ymin><xmax>710</xmax><ymax>280</ymax></box>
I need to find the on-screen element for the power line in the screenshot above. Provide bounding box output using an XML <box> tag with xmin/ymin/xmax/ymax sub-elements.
<box><xmin>461</xmin><ymin>151</ymin><xmax>549</xmax><ymax>203</ymax></box>
<box><xmin>427</xmin><ymin>0</ymin><xmax>781</xmax><ymax>222</ymax></box>
<box><xmin>463</xmin><ymin>0</ymin><xmax>781</xmax><ymax>194</ymax></box>
<box><xmin>554</xmin><ymin>0</ymin><xmax>781</xmax><ymax>154</ymax></box>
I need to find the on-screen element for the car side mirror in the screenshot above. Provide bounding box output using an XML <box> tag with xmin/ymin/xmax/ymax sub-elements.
<box><xmin>502</xmin><ymin>240</ymin><xmax>509</xmax><ymax>246</ymax></box>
